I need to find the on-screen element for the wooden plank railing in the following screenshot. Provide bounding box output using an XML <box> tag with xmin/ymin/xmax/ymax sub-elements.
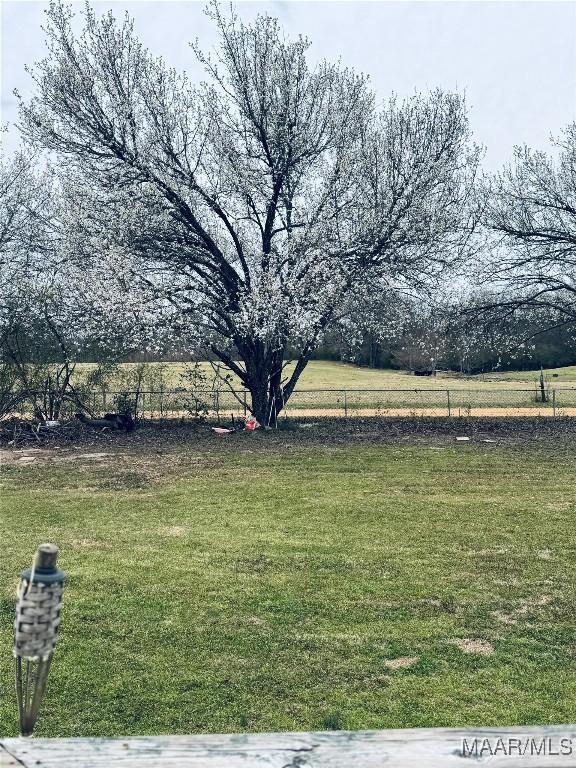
<box><xmin>2</xmin><ymin>725</ymin><xmax>576</xmax><ymax>767</ymax></box>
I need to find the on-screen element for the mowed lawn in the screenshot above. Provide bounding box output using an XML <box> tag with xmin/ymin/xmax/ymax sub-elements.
<box><xmin>76</xmin><ymin>359</ymin><xmax>576</xmax><ymax>391</ymax></box>
<box><xmin>1</xmin><ymin>438</ymin><xmax>576</xmax><ymax>736</ymax></box>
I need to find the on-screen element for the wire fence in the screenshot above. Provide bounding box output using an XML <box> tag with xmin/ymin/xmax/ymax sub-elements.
<box><xmin>11</xmin><ymin>387</ymin><xmax>576</xmax><ymax>421</ymax></box>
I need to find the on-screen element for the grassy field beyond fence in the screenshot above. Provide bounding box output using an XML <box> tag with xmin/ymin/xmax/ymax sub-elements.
<box><xmin>73</xmin><ymin>360</ymin><xmax>576</xmax><ymax>391</ymax></box>
<box><xmin>15</xmin><ymin>360</ymin><xmax>576</xmax><ymax>421</ymax></box>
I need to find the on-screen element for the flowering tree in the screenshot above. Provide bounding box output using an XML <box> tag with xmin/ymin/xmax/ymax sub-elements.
<box><xmin>0</xmin><ymin>151</ymin><xmax>50</xmax><ymax>343</ymax></box>
<box><xmin>0</xmin><ymin>151</ymin><xmax>65</xmax><ymax>416</ymax></box>
<box><xmin>482</xmin><ymin>124</ymin><xmax>576</xmax><ymax>339</ymax></box>
<box><xmin>0</xmin><ymin>149</ymin><xmax>161</xmax><ymax>418</ymax></box>
<box><xmin>0</xmin><ymin>152</ymin><xmax>84</xmax><ymax>418</ymax></box>
<box><xmin>19</xmin><ymin>1</ymin><xmax>481</xmax><ymax>424</ymax></box>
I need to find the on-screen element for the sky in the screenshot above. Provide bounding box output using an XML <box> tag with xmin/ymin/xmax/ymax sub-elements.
<box><xmin>1</xmin><ymin>0</ymin><xmax>575</xmax><ymax>170</ymax></box>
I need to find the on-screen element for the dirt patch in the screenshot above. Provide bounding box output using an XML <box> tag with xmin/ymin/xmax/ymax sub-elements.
<box><xmin>384</xmin><ymin>656</ymin><xmax>419</xmax><ymax>669</ymax></box>
<box><xmin>3</xmin><ymin>416</ymin><xmax>576</xmax><ymax>456</ymax></box>
<box><xmin>243</xmin><ymin>616</ymin><xmax>268</xmax><ymax>626</ymax></box>
<box><xmin>286</xmin><ymin>407</ymin><xmax>566</xmax><ymax>417</ymax></box>
<box><xmin>0</xmin><ymin>449</ymin><xmax>55</xmax><ymax>465</ymax></box>
<box><xmin>467</xmin><ymin>548</ymin><xmax>509</xmax><ymax>557</ymax></box>
<box><xmin>157</xmin><ymin>526</ymin><xmax>188</xmax><ymax>537</ymax></box>
<box><xmin>493</xmin><ymin>611</ymin><xmax>518</xmax><ymax>625</ymax></box>
<box><xmin>120</xmin><ymin>407</ymin><xmax>570</xmax><ymax>418</ymax></box>
<box><xmin>493</xmin><ymin>595</ymin><xmax>553</xmax><ymax>626</ymax></box>
<box><xmin>69</xmin><ymin>538</ymin><xmax>102</xmax><ymax>549</ymax></box>
<box><xmin>517</xmin><ymin>595</ymin><xmax>553</xmax><ymax>614</ymax></box>
<box><xmin>452</xmin><ymin>638</ymin><xmax>494</xmax><ymax>655</ymax></box>
<box><xmin>73</xmin><ymin>453</ymin><xmax>112</xmax><ymax>460</ymax></box>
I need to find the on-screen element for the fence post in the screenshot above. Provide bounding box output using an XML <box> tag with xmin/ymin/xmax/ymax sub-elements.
<box><xmin>343</xmin><ymin>390</ymin><xmax>348</xmax><ymax>417</ymax></box>
<box><xmin>552</xmin><ymin>389</ymin><xmax>556</xmax><ymax>417</ymax></box>
<box><xmin>243</xmin><ymin>391</ymin><xmax>247</xmax><ymax>417</ymax></box>
<box><xmin>446</xmin><ymin>390</ymin><xmax>451</xmax><ymax>417</ymax></box>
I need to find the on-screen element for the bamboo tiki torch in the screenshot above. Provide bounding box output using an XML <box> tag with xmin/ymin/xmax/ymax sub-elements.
<box><xmin>14</xmin><ymin>543</ymin><xmax>65</xmax><ymax>736</ymax></box>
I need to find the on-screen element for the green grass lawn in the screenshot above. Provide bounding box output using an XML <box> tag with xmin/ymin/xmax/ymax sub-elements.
<box><xmin>2</xmin><ymin>435</ymin><xmax>576</xmax><ymax>736</ymax></box>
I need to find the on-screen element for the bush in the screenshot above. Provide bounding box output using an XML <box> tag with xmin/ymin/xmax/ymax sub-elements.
<box><xmin>0</xmin><ymin>364</ymin><xmax>25</xmax><ymax>418</ymax></box>
<box><xmin>179</xmin><ymin>363</ymin><xmax>212</xmax><ymax>422</ymax></box>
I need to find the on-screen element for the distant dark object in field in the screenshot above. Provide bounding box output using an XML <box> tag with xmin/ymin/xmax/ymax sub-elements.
<box><xmin>414</xmin><ymin>370</ymin><xmax>434</xmax><ymax>377</ymax></box>
<box><xmin>75</xmin><ymin>413</ymin><xmax>135</xmax><ymax>432</ymax></box>
<box><xmin>553</xmin><ymin>373</ymin><xmax>559</xmax><ymax>377</ymax></box>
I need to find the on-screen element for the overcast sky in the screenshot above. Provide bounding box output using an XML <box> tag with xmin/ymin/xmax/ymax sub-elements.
<box><xmin>1</xmin><ymin>0</ymin><xmax>575</xmax><ymax>169</ymax></box>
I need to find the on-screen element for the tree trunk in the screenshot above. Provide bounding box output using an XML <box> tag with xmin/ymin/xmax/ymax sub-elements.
<box><xmin>243</xmin><ymin>345</ymin><xmax>286</xmax><ymax>427</ymax></box>
<box><xmin>211</xmin><ymin>338</ymin><xmax>315</xmax><ymax>428</ymax></box>
<box><xmin>248</xmin><ymin>374</ymin><xmax>271</xmax><ymax>426</ymax></box>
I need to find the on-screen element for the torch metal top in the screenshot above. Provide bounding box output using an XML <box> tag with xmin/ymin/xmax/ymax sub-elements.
<box><xmin>20</xmin><ymin>544</ymin><xmax>64</xmax><ymax>584</ymax></box>
<box><xmin>35</xmin><ymin>544</ymin><xmax>59</xmax><ymax>571</ymax></box>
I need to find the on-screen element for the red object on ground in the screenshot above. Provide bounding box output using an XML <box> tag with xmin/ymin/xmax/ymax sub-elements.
<box><xmin>244</xmin><ymin>417</ymin><xmax>259</xmax><ymax>431</ymax></box>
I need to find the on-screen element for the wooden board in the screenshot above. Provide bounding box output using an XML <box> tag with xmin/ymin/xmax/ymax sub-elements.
<box><xmin>3</xmin><ymin>726</ymin><xmax>576</xmax><ymax>767</ymax></box>
<box><xmin>0</xmin><ymin>744</ymin><xmax>24</xmax><ymax>767</ymax></box>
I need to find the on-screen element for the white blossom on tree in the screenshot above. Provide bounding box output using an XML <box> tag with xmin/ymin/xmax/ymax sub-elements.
<box><xmin>18</xmin><ymin>1</ymin><xmax>482</xmax><ymax>423</ymax></box>
<box><xmin>481</xmin><ymin>123</ymin><xmax>576</xmax><ymax>341</ymax></box>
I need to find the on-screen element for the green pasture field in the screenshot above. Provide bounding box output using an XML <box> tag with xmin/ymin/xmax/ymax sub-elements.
<box><xmin>75</xmin><ymin>359</ymin><xmax>576</xmax><ymax>392</ymax></box>
<box><xmin>1</xmin><ymin>429</ymin><xmax>576</xmax><ymax>736</ymax></box>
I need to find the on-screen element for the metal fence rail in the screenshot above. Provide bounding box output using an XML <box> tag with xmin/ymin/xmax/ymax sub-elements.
<box><xmin>10</xmin><ymin>387</ymin><xmax>576</xmax><ymax>420</ymax></box>
<box><xmin>104</xmin><ymin>387</ymin><xmax>576</xmax><ymax>419</ymax></box>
